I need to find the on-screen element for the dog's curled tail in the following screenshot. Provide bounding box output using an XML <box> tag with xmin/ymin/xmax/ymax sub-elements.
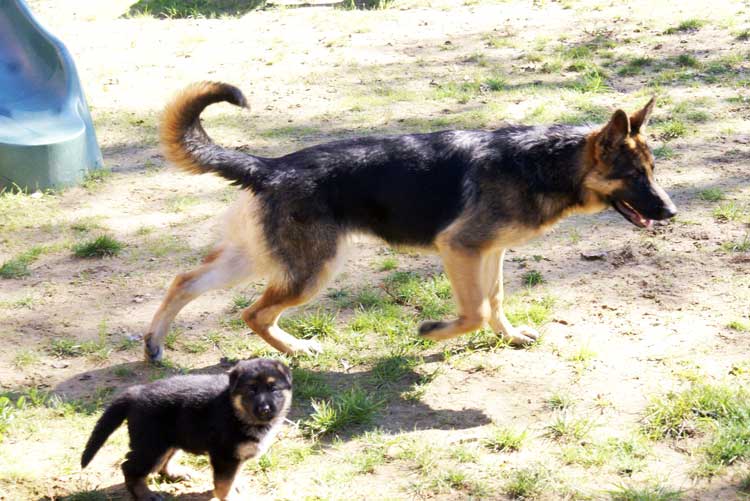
<box><xmin>161</xmin><ymin>81</ymin><xmax>270</xmax><ymax>189</ymax></box>
<box><xmin>81</xmin><ymin>396</ymin><xmax>130</xmax><ymax>468</ymax></box>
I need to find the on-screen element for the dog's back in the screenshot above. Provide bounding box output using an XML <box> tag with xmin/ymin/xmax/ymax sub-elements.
<box><xmin>81</xmin><ymin>374</ymin><xmax>229</xmax><ymax>467</ymax></box>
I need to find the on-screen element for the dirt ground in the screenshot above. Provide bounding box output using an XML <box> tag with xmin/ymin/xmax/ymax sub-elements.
<box><xmin>1</xmin><ymin>0</ymin><xmax>749</xmax><ymax>499</ymax></box>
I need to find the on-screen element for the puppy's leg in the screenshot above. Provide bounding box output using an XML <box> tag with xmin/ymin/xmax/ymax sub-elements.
<box><xmin>145</xmin><ymin>245</ymin><xmax>251</xmax><ymax>362</ymax></box>
<box><xmin>122</xmin><ymin>447</ymin><xmax>170</xmax><ymax>501</ymax></box>
<box><xmin>484</xmin><ymin>249</ymin><xmax>539</xmax><ymax>346</ymax></box>
<box><xmin>157</xmin><ymin>449</ymin><xmax>192</xmax><ymax>482</ymax></box>
<box><xmin>210</xmin><ymin>455</ymin><xmax>242</xmax><ymax>501</ymax></box>
<box><xmin>418</xmin><ymin>245</ymin><xmax>489</xmax><ymax>341</ymax></box>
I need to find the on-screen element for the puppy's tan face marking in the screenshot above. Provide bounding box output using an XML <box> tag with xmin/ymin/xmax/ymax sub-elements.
<box><xmin>229</xmin><ymin>359</ymin><xmax>292</xmax><ymax>425</ymax></box>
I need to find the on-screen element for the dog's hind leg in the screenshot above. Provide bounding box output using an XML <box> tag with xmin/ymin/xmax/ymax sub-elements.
<box><xmin>144</xmin><ymin>245</ymin><xmax>251</xmax><ymax>362</ymax></box>
<box><xmin>418</xmin><ymin>245</ymin><xmax>490</xmax><ymax>341</ymax></box>
<box><xmin>484</xmin><ymin>249</ymin><xmax>539</xmax><ymax>346</ymax></box>
<box><xmin>241</xmin><ymin>253</ymin><xmax>341</xmax><ymax>355</ymax></box>
<box><xmin>156</xmin><ymin>449</ymin><xmax>192</xmax><ymax>482</ymax></box>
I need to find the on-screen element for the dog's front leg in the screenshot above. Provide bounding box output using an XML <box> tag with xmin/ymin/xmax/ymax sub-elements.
<box><xmin>484</xmin><ymin>249</ymin><xmax>539</xmax><ymax>346</ymax></box>
<box><xmin>210</xmin><ymin>455</ymin><xmax>242</xmax><ymax>501</ymax></box>
<box><xmin>418</xmin><ymin>245</ymin><xmax>489</xmax><ymax>341</ymax></box>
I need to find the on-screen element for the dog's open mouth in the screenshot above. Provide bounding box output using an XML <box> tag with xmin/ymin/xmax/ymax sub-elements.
<box><xmin>613</xmin><ymin>200</ymin><xmax>653</xmax><ymax>229</ymax></box>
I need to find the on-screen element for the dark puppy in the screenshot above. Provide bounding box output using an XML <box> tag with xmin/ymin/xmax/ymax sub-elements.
<box><xmin>81</xmin><ymin>359</ymin><xmax>292</xmax><ymax>501</ymax></box>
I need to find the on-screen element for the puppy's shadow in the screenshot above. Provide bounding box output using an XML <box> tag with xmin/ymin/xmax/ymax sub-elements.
<box><xmin>54</xmin><ymin>353</ymin><xmax>490</xmax><ymax>435</ymax></box>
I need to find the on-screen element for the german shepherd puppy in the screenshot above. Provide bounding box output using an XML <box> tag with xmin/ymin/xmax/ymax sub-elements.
<box><xmin>81</xmin><ymin>359</ymin><xmax>292</xmax><ymax>501</ymax></box>
<box><xmin>144</xmin><ymin>82</ymin><xmax>676</xmax><ymax>362</ymax></box>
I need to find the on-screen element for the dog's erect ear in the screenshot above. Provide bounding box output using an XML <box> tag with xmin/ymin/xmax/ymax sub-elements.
<box><xmin>630</xmin><ymin>97</ymin><xmax>655</xmax><ymax>134</ymax></box>
<box><xmin>599</xmin><ymin>109</ymin><xmax>630</xmax><ymax>147</ymax></box>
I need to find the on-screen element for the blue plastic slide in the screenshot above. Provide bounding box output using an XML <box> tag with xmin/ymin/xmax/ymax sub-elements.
<box><xmin>0</xmin><ymin>0</ymin><xmax>103</xmax><ymax>191</ymax></box>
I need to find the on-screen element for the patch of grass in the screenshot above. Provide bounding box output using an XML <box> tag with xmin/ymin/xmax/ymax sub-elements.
<box><xmin>674</xmin><ymin>54</ymin><xmax>700</xmax><ymax>68</ymax></box>
<box><xmin>557</xmin><ymin>102</ymin><xmax>610</xmax><ymax>125</ymax></box>
<box><xmin>503</xmin><ymin>464</ymin><xmax>552</xmax><ymax>499</ymax></box>
<box><xmin>665</xmin><ymin>18</ymin><xmax>706</xmax><ymax>34</ymax></box>
<box><xmin>482</xmin><ymin>425</ymin><xmax>527</xmax><ymax>452</ymax></box>
<box><xmin>112</xmin><ymin>366</ymin><xmax>135</xmax><ymax>378</ymax></box>
<box><xmin>48</xmin><ymin>322</ymin><xmax>111</xmax><ymax>361</ymax></box>
<box><xmin>701</xmin><ymin>421</ymin><xmax>750</xmax><ymax>469</ymax></box>
<box><xmin>545</xmin><ymin>412</ymin><xmax>595</xmax><ymax>441</ymax></box>
<box><xmin>505</xmin><ymin>294</ymin><xmax>555</xmax><ymax>327</ymax></box>
<box><xmin>653</xmin><ymin>145</ymin><xmax>676</xmax><ymax>160</ymax></box>
<box><xmin>12</xmin><ymin>349</ymin><xmax>40</xmax><ymax>369</ymax></box>
<box><xmin>713</xmin><ymin>202</ymin><xmax>745</xmax><ymax>222</ymax></box>
<box><xmin>377</xmin><ymin>257</ymin><xmax>398</xmax><ymax>271</ymax></box>
<box><xmin>61</xmin><ymin>490</ymin><xmax>109</xmax><ymax>501</ymax></box>
<box><xmin>165</xmin><ymin>195</ymin><xmax>200</xmax><ymax>213</ymax></box>
<box><xmin>370</xmin><ymin>354</ymin><xmax>417</xmax><ymax>386</ymax></box>
<box><xmin>560</xmin><ymin>441</ymin><xmax>612</xmax><ymax>467</ymax></box>
<box><xmin>735</xmin><ymin>29</ymin><xmax>750</xmax><ymax>41</ymax></box>
<box><xmin>521</xmin><ymin>270</ymin><xmax>544</xmax><ymax>287</ymax></box>
<box><xmin>0</xmin><ymin>246</ymin><xmax>45</xmax><ymax>279</ymax></box>
<box><xmin>291</xmin><ymin>368</ymin><xmax>333</xmax><ymax>401</ymax></box>
<box><xmin>353</xmin><ymin>287</ymin><xmax>389</xmax><ymax>310</ymax></box>
<box><xmin>728</xmin><ymin>320</ymin><xmax>750</xmax><ymax>332</ymax></box>
<box><xmin>338</xmin><ymin>0</ymin><xmax>394</xmax><ymax>10</ymax></box>
<box><xmin>301</xmin><ymin>387</ymin><xmax>383</xmax><ymax>438</ymax></box>
<box><xmin>280</xmin><ymin>310</ymin><xmax>336</xmax><ymax>340</ymax></box>
<box><xmin>657</xmin><ymin>120</ymin><xmax>688</xmax><ymax>140</ymax></box>
<box><xmin>609</xmin><ymin>481</ymin><xmax>683</xmax><ymax>500</ymax></box>
<box><xmin>699</xmin><ymin>188</ymin><xmax>724</xmax><ymax>202</ymax></box>
<box><xmin>617</xmin><ymin>56</ymin><xmax>653</xmax><ymax>76</ymax></box>
<box><xmin>643</xmin><ymin>383</ymin><xmax>750</xmax><ymax>440</ymax></box>
<box><xmin>81</xmin><ymin>168</ymin><xmax>112</xmax><ymax>191</ymax></box>
<box><xmin>383</xmin><ymin>271</ymin><xmax>454</xmax><ymax>320</ymax></box>
<box><xmin>127</xmin><ymin>0</ymin><xmax>265</xmax><ymax>18</ymax></box>
<box><xmin>723</xmin><ymin>234</ymin><xmax>750</xmax><ymax>253</ymax></box>
<box><xmin>73</xmin><ymin>235</ymin><xmax>123</xmax><ymax>258</ymax></box>
<box><xmin>546</xmin><ymin>391</ymin><xmax>576</xmax><ymax>410</ymax></box>
<box><xmin>230</xmin><ymin>294</ymin><xmax>252</xmax><ymax>312</ymax></box>
<box><xmin>567</xmin><ymin>343</ymin><xmax>597</xmax><ymax>365</ymax></box>
<box><xmin>0</xmin><ymin>394</ymin><xmax>26</xmax><ymax>443</ymax></box>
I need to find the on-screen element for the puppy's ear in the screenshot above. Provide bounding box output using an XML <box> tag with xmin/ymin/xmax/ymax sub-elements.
<box><xmin>275</xmin><ymin>361</ymin><xmax>292</xmax><ymax>385</ymax></box>
<box><xmin>229</xmin><ymin>365</ymin><xmax>241</xmax><ymax>393</ymax></box>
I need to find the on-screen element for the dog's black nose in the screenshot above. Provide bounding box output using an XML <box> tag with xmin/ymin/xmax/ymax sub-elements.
<box><xmin>257</xmin><ymin>404</ymin><xmax>272</xmax><ymax>419</ymax></box>
<box><xmin>659</xmin><ymin>203</ymin><xmax>677</xmax><ymax>219</ymax></box>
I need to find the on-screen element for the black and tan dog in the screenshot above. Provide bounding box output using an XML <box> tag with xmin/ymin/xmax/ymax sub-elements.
<box><xmin>81</xmin><ymin>359</ymin><xmax>292</xmax><ymax>501</ymax></box>
<box><xmin>144</xmin><ymin>82</ymin><xmax>676</xmax><ymax>361</ymax></box>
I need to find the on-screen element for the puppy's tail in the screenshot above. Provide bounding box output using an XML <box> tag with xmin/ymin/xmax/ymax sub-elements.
<box><xmin>81</xmin><ymin>395</ymin><xmax>130</xmax><ymax>468</ymax></box>
<box><xmin>160</xmin><ymin>81</ymin><xmax>271</xmax><ymax>190</ymax></box>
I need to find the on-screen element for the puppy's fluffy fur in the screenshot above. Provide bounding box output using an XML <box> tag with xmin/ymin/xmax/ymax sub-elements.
<box><xmin>81</xmin><ymin>359</ymin><xmax>292</xmax><ymax>501</ymax></box>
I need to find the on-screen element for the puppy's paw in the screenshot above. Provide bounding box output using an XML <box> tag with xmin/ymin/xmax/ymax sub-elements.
<box><xmin>503</xmin><ymin>325</ymin><xmax>540</xmax><ymax>347</ymax></box>
<box><xmin>137</xmin><ymin>493</ymin><xmax>163</xmax><ymax>501</ymax></box>
<box><xmin>288</xmin><ymin>338</ymin><xmax>323</xmax><ymax>356</ymax></box>
<box><xmin>160</xmin><ymin>465</ymin><xmax>194</xmax><ymax>483</ymax></box>
<box><xmin>418</xmin><ymin>320</ymin><xmax>447</xmax><ymax>339</ymax></box>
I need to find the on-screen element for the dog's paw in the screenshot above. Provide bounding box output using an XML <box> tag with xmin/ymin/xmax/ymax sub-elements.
<box><xmin>144</xmin><ymin>339</ymin><xmax>163</xmax><ymax>363</ymax></box>
<box><xmin>288</xmin><ymin>338</ymin><xmax>323</xmax><ymax>356</ymax></box>
<box><xmin>418</xmin><ymin>320</ymin><xmax>447</xmax><ymax>339</ymax></box>
<box><xmin>504</xmin><ymin>325</ymin><xmax>540</xmax><ymax>347</ymax></box>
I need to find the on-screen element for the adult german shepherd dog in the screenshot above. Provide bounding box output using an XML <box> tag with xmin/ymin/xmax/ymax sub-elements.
<box><xmin>144</xmin><ymin>82</ymin><xmax>676</xmax><ymax>362</ymax></box>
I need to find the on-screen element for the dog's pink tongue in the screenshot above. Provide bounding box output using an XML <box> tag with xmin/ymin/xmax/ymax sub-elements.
<box><xmin>643</xmin><ymin>218</ymin><xmax>654</xmax><ymax>229</ymax></box>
